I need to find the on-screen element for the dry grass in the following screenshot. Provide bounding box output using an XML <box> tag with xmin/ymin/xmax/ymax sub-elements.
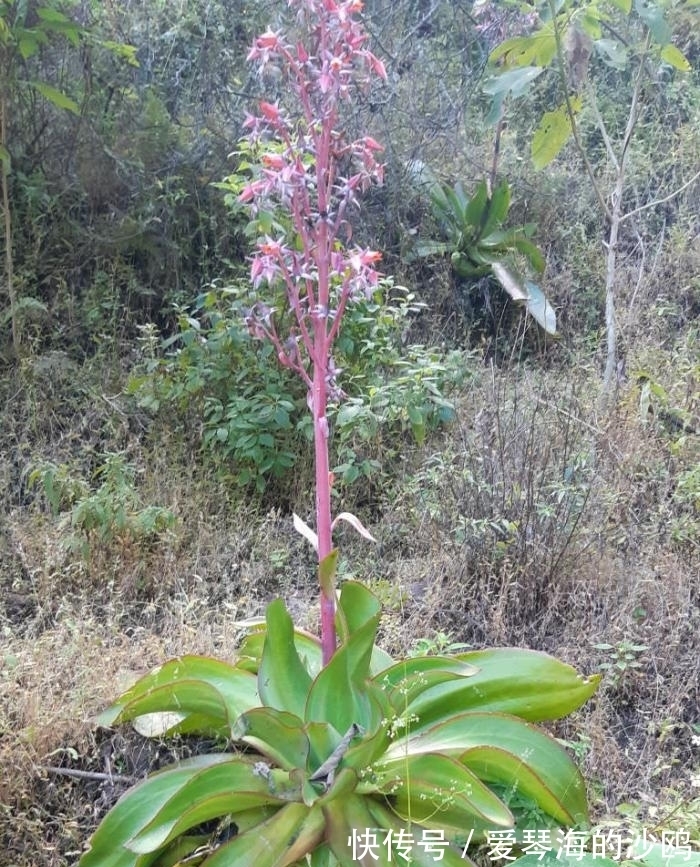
<box><xmin>1</xmin><ymin>350</ymin><xmax>698</xmax><ymax>866</ymax></box>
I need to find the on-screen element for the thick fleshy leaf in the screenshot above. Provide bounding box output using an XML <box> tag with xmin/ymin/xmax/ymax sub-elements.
<box><xmin>378</xmin><ymin>655</ymin><xmax>479</xmax><ymax>689</ymax></box>
<box><xmin>367</xmin><ymin>800</ymin><xmax>476</xmax><ymax>867</ymax></box>
<box><xmin>460</xmin><ymin>743</ymin><xmax>584</xmax><ymax>827</ymax></box>
<box><xmin>233</xmin><ymin>707</ymin><xmax>310</xmax><ymax>770</ymax></box>
<box><xmin>481</xmin><ymin>180</ymin><xmax>511</xmax><ymax>238</ymax></box>
<box><xmin>259</xmin><ymin>599</ymin><xmax>312</xmax><ymax>717</ymax></box>
<box><xmin>376</xmin><ymin>752</ymin><xmax>513</xmax><ymax>830</ymax></box>
<box><xmin>236</xmin><ymin>625</ymin><xmax>322</xmax><ymax>678</ymax></box>
<box><xmin>376</xmin><ymin>656</ymin><xmax>478</xmax><ymax>712</ymax></box>
<box><xmin>406</xmin><ymin>648</ymin><xmax>599</xmax><ymax>729</ymax></box>
<box><xmin>325</xmin><ymin>794</ymin><xmax>395</xmax><ymax>867</ymax></box>
<box><xmin>306</xmin><ymin>721</ymin><xmax>342</xmax><ymax>769</ymax></box>
<box><xmin>97</xmin><ymin>656</ymin><xmax>259</xmax><ymax>735</ymax></box>
<box><xmin>385</xmin><ymin>712</ymin><xmax>589</xmax><ymax>826</ymax></box>
<box><xmin>201</xmin><ymin>801</ymin><xmax>322</xmax><ymax>867</ymax></box>
<box><xmin>128</xmin><ymin>759</ymin><xmax>295</xmax><ymax>853</ymax></box>
<box><xmin>464</xmin><ymin>181</ymin><xmax>489</xmax><ymax>230</ymax></box>
<box><xmin>336</xmin><ymin>580</ymin><xmax>382</xmax><ymax>640</ymax></box>
<box><xmin>514</xmin><ymin>236</ymin><xmax>546</xmax><ymax>272</ymax></box>
<box><xmin>79</xmin><ymin>755</ymin><xmax>233</xmax><ymax>867</ymax></box>
<box><xmin>305</xmin><ymin>615</ymin><xmax>382</xmax><ymax>731</ymax></box>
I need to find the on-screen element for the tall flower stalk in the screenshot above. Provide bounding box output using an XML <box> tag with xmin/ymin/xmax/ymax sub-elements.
<box><xmin>240</xmin><ymin>0</ymin><xmax>386</xmax><ymax>664</ymax></box>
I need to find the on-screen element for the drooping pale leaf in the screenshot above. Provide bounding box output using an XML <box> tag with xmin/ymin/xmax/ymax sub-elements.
<box><xmin>79</xmin><ymin>755</ymin><xmax>233</xmax><ymax>867</ymax></box>
<box><xmin>259</xmin><ymin>599</ymin><xmax>312</xmax><ymax>717</ymax></box>
<box><xmin>525</xmin><ymin>280</ymin><xmax>559</xmax><ymax>337</ymax></box>
<box><xmin>531</xmin><ymin>99</ymin><xmax>582</xmax><ymax>169</ymax></box>
<box><xmin>385</xmin><ymin>712</ymin><xmax>589</xmax><ymax>826</ymax></box>
<box><xmin>406</xmin><ymin>647</ymin><xmax>600</xmax><ymax>728</ymax></box>
<box><xmin>660</xmin><ymin>43</ymin><xmax>691</xmax><ymax>71</ymax></box>
<box><xmin>377</xmin><ymin>752</ymin><xmax>513</xmax><ymax>830</ymax></box>
<box><xmin>0</xmin><ymin>145</ymin><xmax>10</xmax><ymax>170</ymax></box>
<box><xmin>331</xmin><ymin>511</ymin><xmax>376</xmax><ymax>544</ymax></box>
<box><xmin>491</xmin><ymin>262</ymin><xmax>529</xmax><ymax>304</ymax></box>
<box><xmin>233</xmin><ymin>707</ymin><xmax>310</xmax><ymax>770</ymax></box>
<box><xmin>97</xmin><ymin>656</ymin><xmax>259</xmax><ymax>735</ymax></box>
<box><xmin>608</xmin><ymin>0</ymin><xmax>632</xmax><ymax>12</ymax></box>
<box><xmin>202</xmin><ymin>801</ymin><xmax>322</xmax><ymax>867</ymax></box>
<box><xmin>483</xmin><ymin>66</ymin><xmax>544</xmax><ymax>99</ymax></box>
<box><xmin>293</xmin><ymin>512</ymin><xmax>318</xmax><ymax>551</ymax></box>
<box><xmin>30</xmin><ymin>81</ymin><xmax>79</xmax><ymax>114</ymax></box>
<box><xmin>634</xmin><ymin>0</ymin><xmax>671</xmax><ymax>45</ymax></box>
<box><xmin>127</xmin><ymin>759</ymin><xmax>295</xmax><ymax>853</ymax></box>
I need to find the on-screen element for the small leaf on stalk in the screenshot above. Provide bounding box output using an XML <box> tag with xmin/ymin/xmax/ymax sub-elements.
<box><xmin>331</xmin><ymin>512</ymin><xmax>376</xmax><ymax>543</ymax></box>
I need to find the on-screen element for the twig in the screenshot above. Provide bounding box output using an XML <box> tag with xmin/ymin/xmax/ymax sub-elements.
<box><xmin>620</xmin><ymin>167</ymin><xmax>700</xmax><ymax>223</ymax></box>
<box><xmin>40</xmin><ymin>765</ymin><xmax>141</xmax><ymax>785</ymax></box>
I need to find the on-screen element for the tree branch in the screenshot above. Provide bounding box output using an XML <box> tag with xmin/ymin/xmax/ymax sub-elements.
<box><xmin>620</xmin><ymin>167</ymin><xmax>700</xmax><ymax>224</ymax></box>
<box><xmin>547</xmin><ymin>0</ymin><xmax>612</xmax><ymax>222</ymax></box>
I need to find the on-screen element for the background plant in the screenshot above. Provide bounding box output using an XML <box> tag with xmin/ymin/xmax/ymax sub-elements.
<box><xmin>483</xmin><ymin>0</ymin><xmax>699</xmax><ymax>395</ymax></box>
<box><xmin>409</xmin><ymin>171</ymin><xmax>557</xmax><ymax>337</ymax></box>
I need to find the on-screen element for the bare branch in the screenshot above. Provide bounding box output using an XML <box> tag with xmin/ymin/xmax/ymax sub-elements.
<box><xmin>620</xmin><ymin>168</ymin><xmax>700</xmax><ymax>224</ymax></box>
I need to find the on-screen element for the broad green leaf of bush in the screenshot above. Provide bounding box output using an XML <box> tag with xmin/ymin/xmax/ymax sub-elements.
<box><xmin>80</xmin><ymin>580</ymin><xmax>599</xmax><ymax>867</ymax></box>
<box><xmin>531</xmin><ymin>99</ymin><xmax>582</xmax><ymax>170</ymax></box>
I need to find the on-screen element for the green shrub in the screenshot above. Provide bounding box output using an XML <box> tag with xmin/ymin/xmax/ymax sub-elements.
<box><xmin>130</xmin><ymin>281</ymin><xmax>469</xmax><ymax>494</ymax></box>
<box><xmin>54</xmin><ymin>453</ymin><xmax>175</xmax><ymax>557</ymax></box>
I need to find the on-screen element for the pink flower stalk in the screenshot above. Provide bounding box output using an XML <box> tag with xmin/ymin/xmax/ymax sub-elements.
<box><xmin>240</xmin><ymin>0</ymin><xmax>386</xmax><ymax>664</ymax></box>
